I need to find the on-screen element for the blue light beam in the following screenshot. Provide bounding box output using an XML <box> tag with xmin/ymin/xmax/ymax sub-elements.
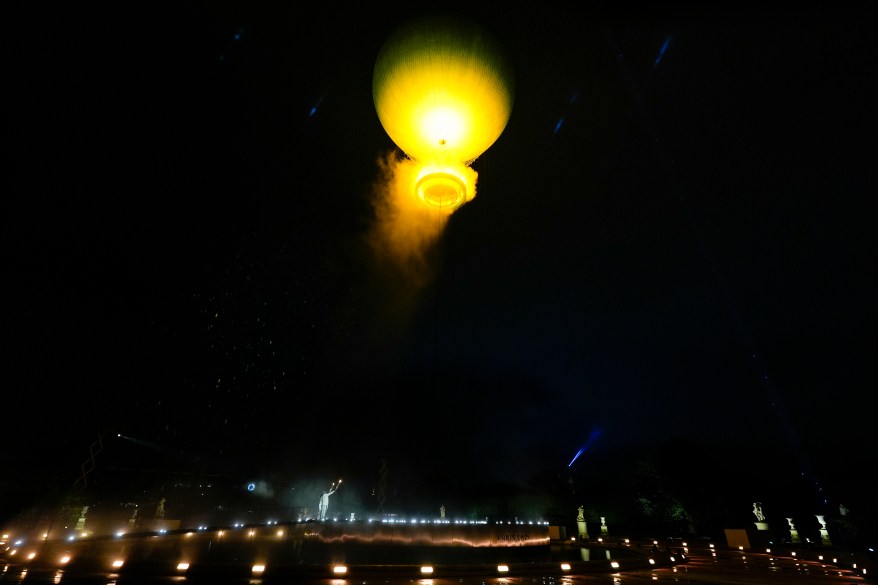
<box><xmin>568</xmin><ymin>426</ymin><xmax>602</xmax><ymax>467</ymax></box>
<box><xmin>653</xmin><ymin>35</ymin><xmax>671</xmax><ymax>69</ymax></box>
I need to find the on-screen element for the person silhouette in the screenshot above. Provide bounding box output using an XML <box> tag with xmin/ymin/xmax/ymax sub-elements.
<box><xmin>318</xmin><ymin>481</ymin><xmax>341</xmax><ymax>520</ymax></box>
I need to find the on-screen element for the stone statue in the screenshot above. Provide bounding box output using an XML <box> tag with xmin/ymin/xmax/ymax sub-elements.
<box><xmin>575</xmin><ymin>505</ymin><xmax>588</xmax><ymax>540</ymax></box>
<box><xmin>318</xmin><ymin>480</ymin><xmax>341</xmax><ymax>520</ymax></box>
<box><xmin>155</xmin><ymin>498</ymin><xmax>166</xmax><ymax>518</ymax></box>
<box><xmin>440</xmin><ymin>505</ymin><xmax>446</xmax><ymax>519</ymax></box>
<box><xmin>816</xmin><ymin>514</ymin><xmax>832</xmax><ymax>546</ymax></box>
<box><xmin>786</xmin><ymin>517</ymin><xmax>801</xmax><ymax>543</ymax></box>
<box><xmin>752</xmin><ymin>502</ymin><xmax>765</xmax><ymax>522</ymax></box>
<box><xmin>75</xmin><ymin>506</ymin><xmax>89</xmax><ymax>531</ymax></box>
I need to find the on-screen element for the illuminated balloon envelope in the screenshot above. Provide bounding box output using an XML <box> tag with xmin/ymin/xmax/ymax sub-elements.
<box><xmin>372</xmin><ymin>13</ymin><xmax>515</xmax><ymax>210</ymax></box>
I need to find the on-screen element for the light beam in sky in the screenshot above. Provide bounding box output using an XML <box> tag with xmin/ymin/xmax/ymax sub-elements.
<box><xmin>568</xmin><ymin>426</ymin><xmax>602</xmax><ymax>467</ymax></box>
<box><xmin>653</xmin><ymin>35</ymin><xmax>671</xmax><ymax>69</ymax></box>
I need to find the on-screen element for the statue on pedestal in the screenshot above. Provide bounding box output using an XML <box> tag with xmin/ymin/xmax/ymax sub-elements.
<box><xmin>786</xmin><ymin>517</ymin><xmax>801</xmax><ymax>543</ymax></box>
<box><xmin>816</xmin><ymin>514</ymin><xmax>832</xmax><ymax>546</ymax></box>
<box><xmin>752</xmin><ymin>502</ymin><xmax>769</xmax><ymax>530</ymax></box>
<box><xmin>75</xmin><ymin>506</ymin><xmax>89</xmax><ymax>531</ymax></box>
<box><xmin>576</xmin><ymin>505</ymin><xmax>588</xmax><ymax>540</ymax></box>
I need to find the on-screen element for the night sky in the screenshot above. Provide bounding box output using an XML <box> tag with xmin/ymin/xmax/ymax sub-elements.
<box><xmin>4</xmin><ymin>2</ymin><xmax>877</xmax><ymax>523</ymax></box>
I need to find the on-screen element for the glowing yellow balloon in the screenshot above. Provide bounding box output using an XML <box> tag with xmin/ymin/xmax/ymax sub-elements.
<box><xmin>373</xmin><ymin>13</ymin><xmax>515</xmax><ymax>209</ymax></box>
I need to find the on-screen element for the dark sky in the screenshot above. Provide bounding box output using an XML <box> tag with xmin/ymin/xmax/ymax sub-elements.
<box><xmin>4</xmin><ymin>1</ymin><xmax>877</xmax><ymax>516</ymax></box>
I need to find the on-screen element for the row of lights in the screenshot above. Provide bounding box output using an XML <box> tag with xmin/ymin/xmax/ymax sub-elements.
<box><xmin>733</xmin><ymin>545</ymin><xmax>868</xmax><ymax>578</ymax></box>
<box><xmin>5</xmin><ymin>517</ymin><xmax>550</xmax><ymax>545</ymax></box>
<box><xmin>3</xmin><ymin>530</ymin><xmax>643</xmax><ymax>577</ymax></box>
<box><xmin>3</xmin><ymin>552</ymin><xmax>629</xmax><ymax>577</ymax></box>
<box><xmin>3</xmin><ymin>544</ymin><xmax>868</xmax><ymax>580</ymax></box>
<box><xmin>330</xmin><ymin>561</ymin><xmax>625</xmax><ymax>575</ymax></box>
<box><xmin>50</xmin><ymin>522</ymin><xmax>547</xmax><ymax>547</ymax></box>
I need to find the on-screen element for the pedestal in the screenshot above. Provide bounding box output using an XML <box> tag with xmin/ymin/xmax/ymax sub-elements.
<box><xmin>754</xmin><ymin>521</ymin><xmax>769</xmax><ymax>531</ymax></box>
<box><xmin>576</xmin><ymin>520</ymin><xmax>588</xmax><ymax>541</ymax></box>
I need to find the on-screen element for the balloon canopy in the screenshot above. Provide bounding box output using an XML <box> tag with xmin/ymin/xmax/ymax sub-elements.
<box><xmin>373</xmin><ymin>13</ymin><xmax>514</xmax><ymax>209</ymax></box>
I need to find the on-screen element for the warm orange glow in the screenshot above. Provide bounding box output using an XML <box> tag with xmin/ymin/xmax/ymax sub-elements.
<box><xmin>414</xmin><ymin>162</ymin><xmax>472</xmax><ymax>209</ymax></box>
<box><xmin>373</xmin><ymin>14</ymin><xmax>513</xmax><ymax>211</ymax></box>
